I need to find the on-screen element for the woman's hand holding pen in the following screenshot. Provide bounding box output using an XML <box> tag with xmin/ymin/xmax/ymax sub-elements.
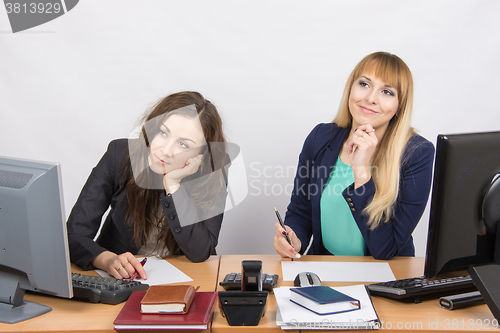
<box><xmin>273</xmin><ymin>223</ymin><xmax>301</xmax><ymax>259</ymax></box>
<box><xmin>344</xmin><ymin>124</ymin><xmax>378</xmax><ymax>188</ymax></box>
<box><xmin>90</xmin><ymin>251</ymin><xmax>147</xmax><ymax>280</ymax></box>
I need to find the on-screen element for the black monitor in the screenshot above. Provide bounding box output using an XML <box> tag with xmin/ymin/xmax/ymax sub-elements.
<box><xmin>424</xmin><ymin>131</ymin><xmax>500</xmax><ymax>279</ymax></box>
<box><xmin>0</xmin><ymin>156</ymin><xmax>73</xmax><ymax>324</ymax></box>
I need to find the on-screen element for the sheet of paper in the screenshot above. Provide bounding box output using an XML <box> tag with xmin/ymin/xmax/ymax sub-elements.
<box><xmin>281</xmin><ymin>261</ymin><xmax>395</xmax><ymax>282</ymax></box>
<box><xmin>96</xmin><ymin>256</ymin><xmax>193</xmax><ymax>285</ymax></box>
<box><xmin>275</xmin><ymin>285</ymin><xmax>380</xmax><ymax>330</ymax></box>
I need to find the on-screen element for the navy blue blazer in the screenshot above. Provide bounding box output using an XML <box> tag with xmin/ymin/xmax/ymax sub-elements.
<box><xmin>284</xmin><ymin>123</ymin><xmax>435</xmax><ymax>259</ymax></box>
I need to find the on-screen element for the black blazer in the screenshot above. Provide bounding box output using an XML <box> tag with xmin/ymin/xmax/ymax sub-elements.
<box><xmin>67</xmin><ymin>139</ymin><xmax>226</xmax><ymax>270</ymax></box>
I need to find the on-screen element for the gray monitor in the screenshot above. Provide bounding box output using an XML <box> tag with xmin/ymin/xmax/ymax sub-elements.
<box><xmin>0</xmin><ymin>156</ymin><xmax>73</xmax><ymax>324</ymax></box>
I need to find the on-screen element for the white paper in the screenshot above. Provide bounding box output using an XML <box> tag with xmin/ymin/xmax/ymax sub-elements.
<box><xmin>281</xmin><ymin>261</ymin><xmax>395</xmax><ymax>282</ymax></box>
<box><xmin>275</xmin><ymin>285</ymin><xmax>380</xmax><ymax>330</ymax></box>
<box><xmin>96</xmin><ymin>256</ymin><xmax>193</xmax><ymax>285</ymax></box>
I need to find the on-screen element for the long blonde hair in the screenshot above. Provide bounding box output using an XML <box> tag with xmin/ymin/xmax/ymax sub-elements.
<box><xmin>333</xmin><ymin>52</ymin><xmax>415</xmax><ymax>229</ymax></box>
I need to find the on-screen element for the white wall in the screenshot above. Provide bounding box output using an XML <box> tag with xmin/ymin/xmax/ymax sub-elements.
<box><xmin>1</xmin><ymin>0</ymin><xmax>499</xmax><ymax>258</ymax></box>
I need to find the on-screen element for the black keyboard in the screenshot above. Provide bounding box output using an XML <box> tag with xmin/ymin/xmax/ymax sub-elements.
<box><xmin>72</xmin><ymin>273</ymin><xmax>149</xmax><ymax>305</ymax></box>
<box><xmin>219</xmin><ymin>272</ymin><xmax>278</xmax><ymax>292</ymax></box>
<box><xmin>366</xmin><ymin>275</ymin><xmax>476</xmax><ymax>301</ymax></box>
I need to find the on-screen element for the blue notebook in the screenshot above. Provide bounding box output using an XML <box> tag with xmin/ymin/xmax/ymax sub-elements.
<box><xmin>290</xmin><ymin>286</ymin><xmax>360</xmax><ymax>315</ymax></box>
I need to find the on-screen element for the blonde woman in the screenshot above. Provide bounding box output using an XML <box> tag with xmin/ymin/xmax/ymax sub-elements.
<box><xmin>273</xmin><ymin>52</ymin><xmax>434</xmax><ymax>260</ymax></box>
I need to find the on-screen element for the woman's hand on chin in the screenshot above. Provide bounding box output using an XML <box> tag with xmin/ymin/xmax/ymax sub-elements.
<box><xmin>345</xmin><ymin>124</ymin><xmax>378</xmax><ymax>188</ymax></box>
<box><xmin>163</xmin><ymin>154</ymin><xmax>204</xmax><ymax>193</ymax></box>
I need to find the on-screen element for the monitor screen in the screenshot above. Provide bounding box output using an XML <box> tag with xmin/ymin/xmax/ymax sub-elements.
<box><xmin>424</xmin><ymin>131</ymin><xmax>500</xmax><ymax>279</ymax></box>
<box><xmin>0</xmin><ymin>156</ymin><xmax>73</xmax><ymax>324</ymax></box>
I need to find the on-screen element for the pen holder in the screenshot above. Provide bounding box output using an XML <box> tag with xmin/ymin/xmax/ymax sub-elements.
<box><xmin>218</xmin><ymin>291</ymin><xmax>268</xmax><ymax>326</ymax></box>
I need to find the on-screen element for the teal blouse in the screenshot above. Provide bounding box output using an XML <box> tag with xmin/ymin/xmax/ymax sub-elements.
<box><xmin>320</xmin><ymin>157</ymin><xmax>365</xmax><ymax>255</ymax></box>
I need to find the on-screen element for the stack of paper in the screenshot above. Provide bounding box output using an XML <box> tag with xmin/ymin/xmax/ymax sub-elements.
<box><xmin>281</xmin><ymin>261</ymin><xmax>395</xmax><ymax>282</ymax></box>
<box><xmin>97</xmin><ymin>256</ymin><xmax>193</xmax><ymax>285</ymax></box>
<box><xmin>275</xmin><ymin>285</ymin><xmax>380</xmax><ymax>330</ymax></box>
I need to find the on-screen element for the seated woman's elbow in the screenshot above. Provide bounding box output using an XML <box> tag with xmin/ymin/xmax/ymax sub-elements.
<box><xmin>185</xmin><ymin>253</ymin><xmax>206</xmax><ymax>263</ymax></box>
<box><xmin>371</xmin><ymin>252</ymin><xmax>395</xmax><ymax>260</ymax></box>
<box><xmin>370</xmin><ymin>246</ymin><xmax>398</xmax><ymax>260</ymax></box>
<box><xmin>184</xmin><ymin>248</ymin><xmax>213</xmax><ymax>263</ymax></box>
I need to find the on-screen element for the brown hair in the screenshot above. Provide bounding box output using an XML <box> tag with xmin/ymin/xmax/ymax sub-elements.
<box><xmin>124</xmin><ymin>91</ymin><xmax>227</xmax><ymax>254</ymax></box>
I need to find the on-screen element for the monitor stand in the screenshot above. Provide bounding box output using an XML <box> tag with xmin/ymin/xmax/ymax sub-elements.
<box><xmin>0</xmin><ymin>301</ymin><xmax>52</xmax><ymax>324</ymax></box>
<box><xmin>468</xmin><ymin>223</ymin><xmax>500</xmax><ymax>322</ymax></box>
<box><xmin>469</xmin><ymin>264</ymin><xmax>500</xmax><ymax>322</ymax></box>
<box><xmin>0</xmin><ymin>271</ymin><xmax>52</xmax><ymax>324</ymax></box>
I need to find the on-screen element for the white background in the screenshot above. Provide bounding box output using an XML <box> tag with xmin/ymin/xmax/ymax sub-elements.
<box><xmin>1</xmin><ymin>1</ymin><xmax>499</xmax><ymax>258</ymax></box>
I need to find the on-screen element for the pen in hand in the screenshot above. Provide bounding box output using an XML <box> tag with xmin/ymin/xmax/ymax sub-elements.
<box><xmin>130</xmin><ymin>257</ymin><xmax>147</xmax><ymax>281</ymax></box>
<box><xmin>274</xmin><ymin>207</ymin><xmax>300</xmax><ymax>260</ymax></box>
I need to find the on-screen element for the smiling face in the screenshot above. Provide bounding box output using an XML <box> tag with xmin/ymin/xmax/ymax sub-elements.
<box><xmin>148</xmin><ymin>114</ymin><xmax>205</xmax><ymax>175</ymax></box>
<box><xmin>348</xmin><ymin>73</ymin><xmax>399</xmax><ymax>135</ymax></box>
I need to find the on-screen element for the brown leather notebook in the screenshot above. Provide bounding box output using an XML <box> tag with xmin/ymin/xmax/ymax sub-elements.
<box><xmin>140</xmin><ymin>285</ymin><xmax>199</xmax><ymax>314</ymax></box>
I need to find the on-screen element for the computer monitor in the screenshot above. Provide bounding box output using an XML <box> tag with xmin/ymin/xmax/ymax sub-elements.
<box><xmin>424</xmin><ymin>131</ymin><xmax>500</xmax><ymax>279</ymax></box>
<box><xmin>0</xmin><ymin>156</ymin><xmax>73</xmax><ymax>324</ymax></box>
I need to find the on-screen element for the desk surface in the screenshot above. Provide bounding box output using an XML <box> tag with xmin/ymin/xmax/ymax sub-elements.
<box><xmin>0</xmin><ymin>255</ymin><xmax>220</xmax><ymax>333</ymax></box>
<box><xmin>213</xmin><ymin>255</ymin><xmax>496</xmax><ymax>333</ymax></box>
<box><xmin>0</xmin><ymin>255</ymin><xmax>496</xmax><ymax>333</ymax></box>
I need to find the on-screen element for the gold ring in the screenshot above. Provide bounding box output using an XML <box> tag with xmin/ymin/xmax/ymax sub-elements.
<box><xmin>117</xmin><ymin>266</ymin><xmax>122</xmax><ymax>271</ymax></box>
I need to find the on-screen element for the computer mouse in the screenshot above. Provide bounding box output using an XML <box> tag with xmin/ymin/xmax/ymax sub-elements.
<box><xmin>294</xmin><ymin>272</ymin><xmax>322</xmax><ymax>287</ymax></box>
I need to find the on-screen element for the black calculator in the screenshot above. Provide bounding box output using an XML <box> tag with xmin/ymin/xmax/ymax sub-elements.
<box><xmin>219</xmin><ymin>272</ymin><xmax>279</xmax><ymax>292</ymax></box>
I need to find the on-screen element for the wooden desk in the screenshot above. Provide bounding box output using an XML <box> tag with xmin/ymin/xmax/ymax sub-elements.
<box><xmin>2</xmin><ymin>255</ymin><xmax>496</xmax><ymax>332</ymax></box>
<box><xmin>0</xmin><ymin>256</ymin><xmax>220</xmax><ymax>333</ymax></box>
<box><xmin>213</xmin><ymin>255</ymin><xmax>497</xmax><ymax>333</ymax></box>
